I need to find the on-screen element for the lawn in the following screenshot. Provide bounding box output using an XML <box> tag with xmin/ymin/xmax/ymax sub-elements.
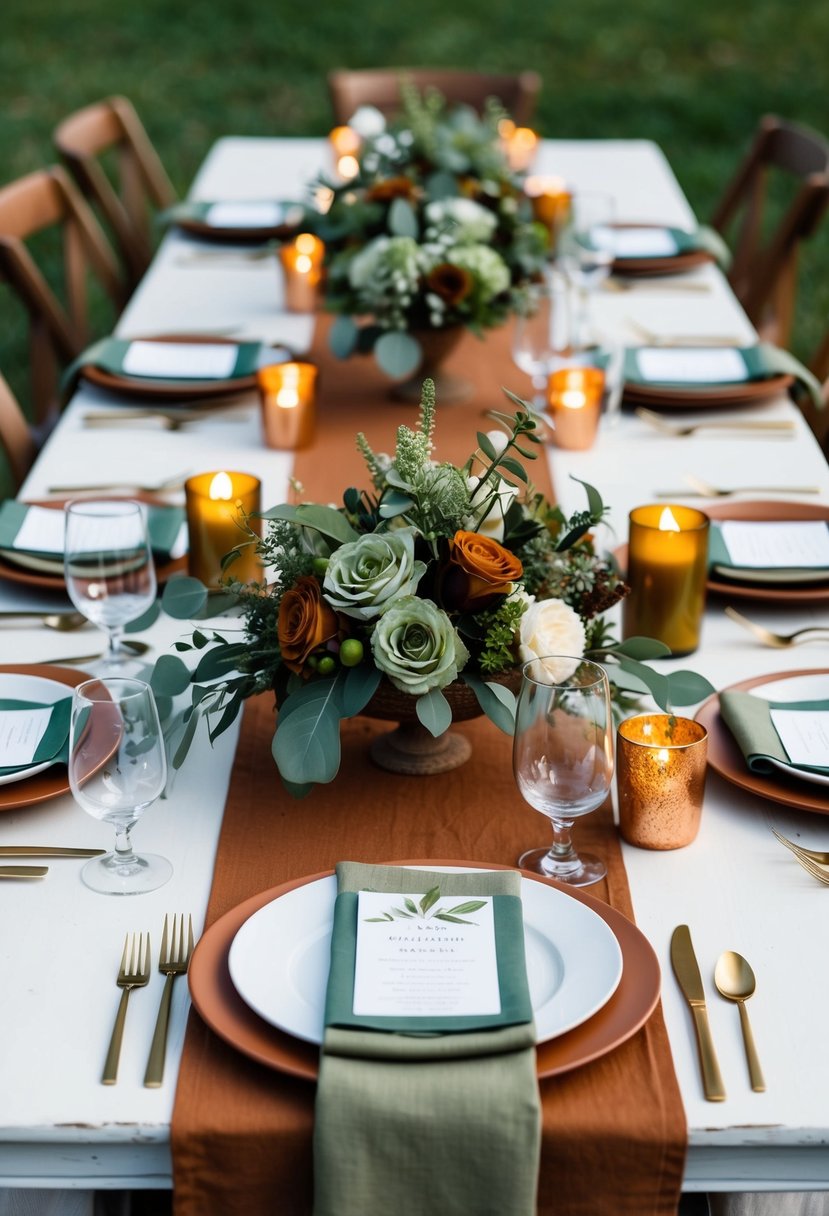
<box><xmin>1</xmin><ymin>0</ymin><xmax>829</xmax><ymax>474</ymax></box>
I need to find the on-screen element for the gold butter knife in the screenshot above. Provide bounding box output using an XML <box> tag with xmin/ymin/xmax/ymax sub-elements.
<box><xmin>670</xmin><ymin>924</ymin><xmax>726</xmax><ymax>1102</ymax></box>
<box><xmin>0</xmin><ymin>866</ymin><xmax>48</xmax><ymax>879</ymax></box>
<box><xmin>0</xmin><ymin>847</ymin><xmax>105</xmax><ymax>858</ymax></box>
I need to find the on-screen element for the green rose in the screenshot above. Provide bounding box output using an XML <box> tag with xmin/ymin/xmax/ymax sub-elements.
<box><xmin>323</xmin><ymin>530</ymin><xmax>426</xmax><ymax>621</ymax></box>
<box><xmin>371</xmin><ymin>596</ymin><xmax>470</xmax><ymax>695</ymax></box>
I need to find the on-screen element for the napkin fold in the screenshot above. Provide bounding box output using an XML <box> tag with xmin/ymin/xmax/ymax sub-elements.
<box><xmin>60</xmin><ymin>337</ymin><xmax>265</xmax><ymax>400</ymax></box>
<box><xmin>313</xmin><ymin>861</ymin><xmax>541</xmax><ymax>1216</ymax></box>
<box><xmin>0</xmin><ymin>697</ymin><xmax>71</xmax><ymax>776</ymax></box>
<box><xmin>623</xmin><ymin>342</ymin><xmax>823</xmax><ymax>408</ymax></box>
<box><xmin>0</xmin><ymin>500</ymin><xmax>184</xmax><ymax>564</ymax></box>
<box><xmin>719</xmin><ymin>690</ymin><xmax>829</xmax><ymax>777</ymax></box>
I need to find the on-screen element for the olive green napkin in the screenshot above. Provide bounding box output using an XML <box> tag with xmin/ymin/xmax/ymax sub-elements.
<box><xmin>313</xmin><ymin>861</ymin><xmax>541</xmax><ymax>1216</ymax></box>
<box><xmin>719</xmin><ymin>690</ymin><xmax>829</xmax><ymax>776</ymax></box>
<box><xmin>623</xmin><ymin>342</ymin><xmax>823</xmax><ymax>408</ymax></box>
<box><xmin>0</xmin><ymin>697</ymin><xmax>71</xmax><ymax>776</ymax></box>
<box><xmin>613</xmin><ymin>224</ymin><xmax>731</xmax><ymax>268</ymax></box>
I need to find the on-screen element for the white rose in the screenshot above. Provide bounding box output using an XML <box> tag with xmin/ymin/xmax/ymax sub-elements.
<box><xmin>518</xmin><ymin>599</ymin><xmax>586</xmax><ymax>683</ymax></box>
<box><xmin>348</xmin><ymin>105</ymin><xmax>386</xmax><ymax>138</ymax></box>
<box><xmin>464</xmin><ymin>473</ymin><xmax>517</xmax><ymax>541</ymax></box>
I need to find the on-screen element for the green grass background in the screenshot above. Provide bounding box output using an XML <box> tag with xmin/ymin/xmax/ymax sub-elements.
<box><xmin>1</xmin><ymin>0</ymin><xmax>829</xmax><ymax>477</ymax></box>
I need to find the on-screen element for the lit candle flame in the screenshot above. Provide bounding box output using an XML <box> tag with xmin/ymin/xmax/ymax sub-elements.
<box><xmin>296</xmin><ymin>233</ymin><xmax>319</xmax><ymax>256</ymax></box>
<box><xmin>276</xmin><ymin>386</ymin><xmax>300</xmax><ymax>409</ymax></box>
<box><xmin>656</xmin><ymin>748</ymin><xmax>671</xmax><ymax>765</ymax></box>
<box><xmin>295</xmin><ymin>254</ymin><xmax>313</xmax><ymax>274</ymax></box>
<box><xmin>209</xmin><ymin>471</ymin><xmax>233</xmax><ymax>501</ymax></box>
<box><xmin>658</xmin><ymin>507</ymin><xmax>681</xmax><ymax>533</ymax></box>
<box><xmin>337</xmin><ymin>154</ymin><xmax>359</xmax><ymax>180</ymax></box>
<box><xmin>561</xmin><ymin>390</ymin><xmax>587</xmax><ymax>410</ymax></box>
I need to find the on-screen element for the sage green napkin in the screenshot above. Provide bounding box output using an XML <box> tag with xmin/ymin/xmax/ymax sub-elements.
<box><xmin>0</xmin><ymin>500</ymin><xmax>184</xmax><ymax>563</ymax></box>
<box><xmin>313</xmin><ymin>861</ymin><xmax>541</xmax><ymax>1216</ymax></box>
<box><xmin>0</xmin><ymin>697</ymin><xmax>71</xmax><ymax>776</ymax></box>
<box><xmin>623</xmin><ymin>342</ymin><xmax>823</xmax><ymax>409</ymax></box>
<box><xmin>708</xmin><ymin>521</ymin><xmax>829</xmax><ymax>585</ymax></box>
<box><xmin>159</xmin><ymin>200</ymin><xmax>304</xmax><ymax>231</ymax></box>
<box><xmin>719</xmin><ymin>690</ymin><xmax>829</xmax><ymax>776</ymax></box>
<box><xmin>61</xmin><ymin>337</ymin><xmax>265</xmax><ymax>400</ymax></box>
<box><xmin>612</xmin><ymin>224</ymin><xmax>731</xmax><ymax>269</ymax></box>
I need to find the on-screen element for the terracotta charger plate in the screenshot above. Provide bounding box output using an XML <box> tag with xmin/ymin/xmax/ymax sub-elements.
<box><xmin>696</xmin><ymin>669</ymin><xmax>829</xmax><ymax>815</ymax></box>
<box><xmin>0</xmin><ymin>663</ymin><xmax>95</xmax><ymax>811</ymax></box>
<box><xmin>172</xmin><ymin>202</ymin><xmax>305</xmax><ymax>244</ymax></box>
<box><xmin>622</xmin><ymin>374</ymin><xmax>793</xmax><ymax>409</ymax></box>
<box><xmin>79</xmin><ymin>334</ymin><xmax>262</xmax><ymax>402</ymax></box>
<box><xmin>705</xmin><ymin>500</ymin><xmax>829</xmax><ymax>605</ymax></box>
<box><xmin>0</xmin><ymin>497</ymin><xmax>186</xmax><ymax>592</ymax></box>
<box><xmin>188</xmin><ymin>860</ymin><xmax>662</xmax><ymax>1083</ymax></box>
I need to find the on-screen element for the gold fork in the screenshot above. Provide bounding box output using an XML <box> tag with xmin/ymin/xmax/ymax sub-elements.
<box><xmin>635</xmin><ymin>407</ymin><xmax>795</xmax><ymax>439</ymax></box>
<box><xmin>772</xmin><ymin>827</ymin><xmax>829</xmax><ymax>866</ymax></box>
<box><xmin>726</xmin><ymin>607</ymin><xmax>829</xmax><ymax>649</ymax></box>
<box><xmin>103</xmin><ymin>932</ymin><xmax>151</xmax><ymax>1085</ymax></box>
<box><xmin>144</xmin><ymin>914</ymin><xmax>195</xmax><ymax>1088</ymax></box>
<box><xmin>655</xmin><ymin>474</ymin><xmax>821</xmax><ymax>498</ymax></box>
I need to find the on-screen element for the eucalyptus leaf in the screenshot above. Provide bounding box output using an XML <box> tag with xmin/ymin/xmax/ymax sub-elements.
<box><xmin>388</xmin><ymin>197</ymin><xmax>419</xmax><ymax>238</ymax></box>
<box><xmin>425</xmin><ymin>170</ymin><xmax>459</xmax><ymax>200</ymax></box>
<box><xmin>461</xmin><ymin>673</ymin><xmax>516</xmax><ymax>734</ymax></box>
<box><xmin>340</xmin><ymin>664</ymin><xmax>382</xmax><ymax>717</ymax></box>
<box><xmin>329</xmin><ymin>314</ymin><xmax>359</xmax><ymax>359</ymax></box>
<box><xmin>193</xmin><ymin>642</ymin><xmax>249</xmax><ymax>682</ymax></box>
<box><xmin>280</xmin><ymin>775</ymin><xmax>315</xmax><ymax>799</ymax></box>
<box><xmin>609</xmin><ymin>637</ymin><xmax>672</xmax><ymax>661</ymax></box>
<box><xmin>150</xmin><ymin>654</ymin><xmax>192</xmax><ymax>697</ymax></box>
<box><xmin>124</xmin><ymin>600</ymin><xmax>161</xmax><ymax>633</ymax></box>
<box><xmin>415</xmin><ymin>687</ymin><xmax>452</xmax><ymax>737</ymax></box>
<box><xmin>171</xmin><ymin>703</ymin><xmax>205</xmax><ymax>770</ymax></box>
<box><xmin>378</xmin><ymin>490</ymin><xmax>415</xmax><ymax>519</ymax></box>
<box><xmin>665</xmin><ymin>669</ymin><xmax>716</xmax><ymax>706</ymax></box>
<box><xmin>616</xmin><ymin>656</ymin><xmax>670</xmax><ymax>708</ymax></box>
<box><xmin>272</xmin><ymin>677</ymin><xmax>344</xmax><ymax>784</ymax></box>
<box><xmin>294</xmin><ymin>504</ymin><xmax>360</xmax><ymax>546</ymax></box>
<box><xmin>569</xmin><ymin>475</ymin><xmax>604</xmax><ymax>518</ymax></box>
<box><xmin>375</xmin><ymin>330</ymin><xmax>422</xmax><ymax>379</ymax></box>
<box><xmin>161</xmin><ymin>576</ymin><xmax>209</xmax><ymax>620</ymax></box>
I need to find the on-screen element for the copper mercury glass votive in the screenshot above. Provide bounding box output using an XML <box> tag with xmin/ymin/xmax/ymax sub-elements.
<box><xmin>616</xmin><ymin>713</ymin><xmax>708</xmax><ymax>849</ymax></box>
<box><xmin>547</xmin><ymin>365</ymin><xmax>605</xmax><ymax>450</ymax></box>
<box><xmin>257</xmin><ymin>362</ymin><xmax>318</xmax><ymax>450</ymax></box>
<box><xmin>278</xmin><ymin>233</ymin><xmax>325</xmax><ymax>312</ymax></box>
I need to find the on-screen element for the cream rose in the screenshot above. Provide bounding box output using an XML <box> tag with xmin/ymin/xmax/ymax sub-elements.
<box><xmin>518</xmin><ymin>599</ymin><xmax>586</xmax><ymax>683</ymax></box>
<box><xmin>464</xmin><ymin>470</ymin><xmax>517</xmax><ymax>541</ymax></box>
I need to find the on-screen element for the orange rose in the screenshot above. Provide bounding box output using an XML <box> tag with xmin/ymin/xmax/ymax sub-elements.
<box><xmin>425</xmin><ymin>262</ymin><xmax>473</xmax><ymax>306</ymax></box>
<box><xmin>277</xmin><ymin>575</ymin><xmax>339</xmax><ymax>675</ymax></box>
<box><xmin>366</xmin><ymin>176</ymin><xmax>418</xmax><ymax>202</ymax></box>
<box><xmin>441</xmin><ymin>530</ymin><xmax>523</xmax><ymax>611</ymax></box>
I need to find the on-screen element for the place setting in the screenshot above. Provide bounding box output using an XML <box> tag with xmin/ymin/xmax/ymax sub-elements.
<box><xmin>162</xmin><ymin>199</ymin><xmax>307</xmax><ymax>244</ymax></box>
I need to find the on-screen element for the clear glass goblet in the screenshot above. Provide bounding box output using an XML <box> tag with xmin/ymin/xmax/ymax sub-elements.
<box><xmin>558</xmin><ymin>193</ymin><xmax>617</xmax><ymax>348</ymax></box>
<box><xmin>513</xmin><ymin>656</ymin><xmax>614</xmax><ymax>887</ymax></box>
<box><xmin>68</xmin><ymin>677</ymin><xmax>172</xmax><ymax>895</ymax></box>
<box><xmin>64</xmin><ymin>500</ymin><xmax>156</xmax><ymax>670</ymax></box>
<box><xmin>511</xmin><ymin>270</ymin><xmax>570</xmax><ymax>409</ymax></box>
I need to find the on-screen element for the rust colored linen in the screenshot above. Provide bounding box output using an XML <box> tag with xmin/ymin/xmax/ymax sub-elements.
<box><xmin>172</xmin><ymin>321</ymin><xmax>687</xmax><ymax>1215</ymax></box>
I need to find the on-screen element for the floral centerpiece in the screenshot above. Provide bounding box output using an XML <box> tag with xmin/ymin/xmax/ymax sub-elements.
<box><xmin>305</xmin><ymin>86</ymin><xmax>549</xmax><ymax>387</ymax></box>
<box><xmin>152</xmin><ymin>381</ymin><xmax>714</xmax><ymax>796</ymax></box>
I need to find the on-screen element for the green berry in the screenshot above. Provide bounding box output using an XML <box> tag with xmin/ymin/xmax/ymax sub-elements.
<box><xmin>317</xmin><ymin>655</ymin><xmax>336</xmax><ymax>676</ymax></box>
<box><xmin>312</xmin><ymin>557</ymin><xmax>330</xmax><ymax>575</ymax></box>
<box><xmin>339</xmin><ymin>638</ymin><xmax>364</xmax><ymax>667</ymax></box>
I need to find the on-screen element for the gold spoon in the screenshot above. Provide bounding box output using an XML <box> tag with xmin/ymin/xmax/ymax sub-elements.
<box><xmin>714</xmin><ymin>951</ymin><xmax>766</xmax><ymax>1092</ymax></box>
<box><xmin>0</xmin><ymin>611</ymin><xmax>89</xmax><ymax>632</ymax></box>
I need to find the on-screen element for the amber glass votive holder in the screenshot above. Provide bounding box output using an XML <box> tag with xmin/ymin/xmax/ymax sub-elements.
<box><xmin>498</xmin><ymin>120</ymin><xmax>539</xmax><ymax>172</ymax></box>
<box><xmin>547</xmin><ymin>366</ymin><xmax>604</xmax><ymax>450</ymax></box>
<box><xmin>616</xmin><ymin>713</ymin><xmax>708</xmax><ymax>849</ymax></box>
<box><xmin>257</xmin><ymin>362</ymin><xmax>317</xmax><ymax>450</ymax></box>
<box><xmin>329</xmin><ymin>125</ymin><xmax>361</xmax><ymax>180</ymax></box>
<box><xmin>622</xmin><ymin>504</ymin><xmax>710</xmax><ymax>656</ymax></box>
<box><xmin>185</xmin><ymin>471</ymin><xmax>261</xmax><ymax>587</ymax></box>
<box><xmin>523</xmin><ymin>175</ymin><xmax>572</xmax><ymax>240</ymax></box>
<box><xmin>278</xmin><ymin>233</ymin><xmax>325</xmax><ymax>312</ymax></box>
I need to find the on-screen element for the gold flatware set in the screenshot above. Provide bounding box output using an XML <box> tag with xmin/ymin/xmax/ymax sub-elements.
<box><xmin>725</xmin><ymin>607</ymin><xmax>829</xmax><ymax>649</ymax></box>
<box><xmin>772</xmin><ymin>828</ymin><xmax>829</xmax><ymax>886</ymax></box>
<box><xmin>635</xmin><ymin>407</ymin><xmax>795</xmax><ymax>439</ymax></box>
<box><xmin>0</xmin><ymin>846</ymin><xmax>106</xmax><ymax>880</ymax></box>
<box><xmin>102</xmin><ymin>915</ymin><xmax>195</xmax><ymax>1087</ymax></box>
<box><xmin>656</xmin><ymin>474</ymin><xmax>821</xmax><ymax>498</ymax></box>
<box><xmin>671</xmin><ymin>924</ymin><xmax>766</xmax><ymax>1100</ymax></box>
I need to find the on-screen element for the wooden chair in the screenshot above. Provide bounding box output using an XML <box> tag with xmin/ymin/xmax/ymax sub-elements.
<box><xmin>327</xmin><ymin>68</ymin><xmax>541</xmax><ymax>125</ymax></box>
<box><xmin>0</xmin><ymin>371</ymin><xmax>36</xmax><ymax>491</ymax></box>
<box><xmin>0</xmin><ymin>165</ymin><xmax>124</xmax><ymax>427</ymax></box>
<box><xmin>54</xmin><ymin>95</ymin><xmax>176</xmax><ymax>290</ymax></box>
<box><xmin>804</xmin><ymin>329</ymin><xmax>829</xmax><ymax>453</ymax></box>
<box><xmin>711</xmin><ymin>115</ymin><xmax>829</xmax><ymax>347</ymax></box>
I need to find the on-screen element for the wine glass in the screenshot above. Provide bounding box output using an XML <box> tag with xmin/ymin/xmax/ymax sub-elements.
<box><xmin>64</xmin><ymin>500</ymin><xmax>157</xmax><ymax>668</ymax></box>
<box><xmin>68</xmin><ymin>677</ymin><xmax>171</xmax><ymax>895</ymax></box>
<box><xmin>558</xmin><ymin>193</ymin><xmax>617</xmax><ymax>347</ymax></box>
<box><xmin>513</xmin><ymin>656</ymin><xmax>614</xmax><ymax>887</ymax></box>
<box><xmin>511</xmin><ymin>270</ymin><xmax>570</xmax><ymax>409</ymax></box>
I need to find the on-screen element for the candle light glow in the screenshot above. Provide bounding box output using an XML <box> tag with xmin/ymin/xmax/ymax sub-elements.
<box><xmin>185</xmin><ymin>471</ymin><xmax>261</xmax><ymax>587</ymax></box>
<box><xmin>257</xmin><ymin>361</ymin><xmax>318</xmax><ymax>449</ymax></box>
<box><xmin>616</xmin><ymin>713</ymin><xmax>709</xmax><ymax>849</ymax></box>
<box><xmin>547</xmin><ymin>366</ymin><xmax>604</xmax><ymax>449</ymax></box>
<box><xmin>279</xmin><ymin>233</ymin><xmax>325</xmax><ymax>312</ymax></box>
<box><xmin>622</xmin><ymin>503</ymin><xmax>710</xmax><ymax>655</ymax></box>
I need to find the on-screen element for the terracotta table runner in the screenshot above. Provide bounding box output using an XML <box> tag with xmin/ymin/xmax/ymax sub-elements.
<box><xmin>171</xmin><ymin>322</ymin><xmax>687</xmax><ymax>1215</ymax></box>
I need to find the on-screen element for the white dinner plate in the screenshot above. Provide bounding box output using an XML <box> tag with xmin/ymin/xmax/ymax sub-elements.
<box><xmin>228</xmin><ymin>867</ymin><xmax>624</xmax><ymax>1046</ymax></box>
<box><xmin>0</xmin><ymin>673</ymin><xmax>73</xmax><ymax>786</ymax></box>
<box><xmin>750</xmin><ymin>673</ymin><xmax>829</xmax><ymax>788</ymax></box>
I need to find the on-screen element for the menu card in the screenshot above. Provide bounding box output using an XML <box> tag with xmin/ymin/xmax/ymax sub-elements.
<box><xmin>636</xmin><ymin>347</ymin><xmax>748</xmax><ymax>383</ymax></box>
<box><xmin>0</xmin><ymin>697</ymin><xmax>72</xmax><ymax>775</ymax></box>
<box><xmin>770</xmin><ymin>708</ymin><xmax>829</xmax><ymax>770</ymax></box>
<box><xmin>719</xmin><ymin>521</ymin><xmax>829</xmax><ymax>569</ymax></box>
<box><xmin>353</xmin><ymin>890</ymin><xmax>501</xmax><ymax>1018</ymax></box>
<box><xmin>122</xmin><ymin>341</ymin><xmax>239</xmax><ymax>380</ymax></box>
<box><xmin>604</xmin><ymin>226</ymin><xmax>679</xmax><ymax>258</ymax></box>
<box><xmin>205</xmin><ymin>202</ymin><xmax>286</xmax><ymax>228</ymax></box>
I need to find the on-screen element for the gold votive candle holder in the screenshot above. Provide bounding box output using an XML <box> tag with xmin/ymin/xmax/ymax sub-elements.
<box><xmin>185</xmin><ymin>471</ymin><xmax>261</xmax><ymax>587</ymax></box>
<box><xmin>547</xmin><ymin>366</ymin><xmax>604</xmax><ymax>450</ymax></box>
<box><xmin>278</xmin><ymin>233</ymin><xmax>325</xmax><ymax>312</ymax></box>
<box><xmin>257</xmin><ymin>361</ymin><xmax>317</xmax><ymax>450</ymax></box>
<box><xmin>329</xmin><ymin>125</ymin><xmax>361</xmax><ymax>180</ymax></box>
<box><xmin>524</xmin><ymin>175</ymin><xmax>572</xmax><ymax>239</ymax></box>
<box><xmin>622</xmin><ymin>504</ymin><xmax>710</xmax><ymax>655</ymax></box>
<box><xmin>616</xmin><ymin>713</ymin><xmax>708</xmax><ymax>849</ymax></box>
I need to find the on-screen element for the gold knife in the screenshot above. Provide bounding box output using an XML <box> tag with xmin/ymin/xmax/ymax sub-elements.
<box><xmin>0</xmin><ymin>847</ymin><xmax>105</xmax><ymax>858</ymax></box>
<box><xmin>670</xmin><ymin>924</ymin><xmax>726</xmax><ymax>1102</ymax></box>
<box><xmin>0</xmin><ymin>866</ymin><xmax>48</xmax><ymax>879</ymax></box>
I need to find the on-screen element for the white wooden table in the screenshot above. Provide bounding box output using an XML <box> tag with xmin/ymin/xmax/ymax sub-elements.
<box><xmin>1</xmin><ymin>137</ymin><xmax>828</xmax><ymax>1198</ymax></box>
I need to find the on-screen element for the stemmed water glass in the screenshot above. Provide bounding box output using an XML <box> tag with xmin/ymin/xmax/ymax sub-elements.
<box><xmin>513</xmin><ymin>656</ymin><xmax>614</xmax><ymax>887</ymax></box>
<box><xmin>68</xmin><ymin>677</ymin><xmax>171</xmax><ymax>895</ymax></box>
<box><xmin>558</xmin><ymin>193</ymin><xmax>617</xmax><ymax>348</ymax></box>
<box><xmin>64</xmin><ymin>500</ymin><xmax>156</xmax><ymax>669</ymax></box>
<box><xmin>510</xmin><ymin>269</ymin><xmax>569</xmax><ymax>409</ymax></box>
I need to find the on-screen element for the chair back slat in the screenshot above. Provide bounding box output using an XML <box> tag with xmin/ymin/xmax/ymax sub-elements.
<box><xmin>328</xmin><ymin>68</ymin><xmax>541</xmax><ymax>125</ymax></box>
<box><xmin>0</xmin><ymin>371</ymin><xmax>36</xmax><ymax>491</ymax></box>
